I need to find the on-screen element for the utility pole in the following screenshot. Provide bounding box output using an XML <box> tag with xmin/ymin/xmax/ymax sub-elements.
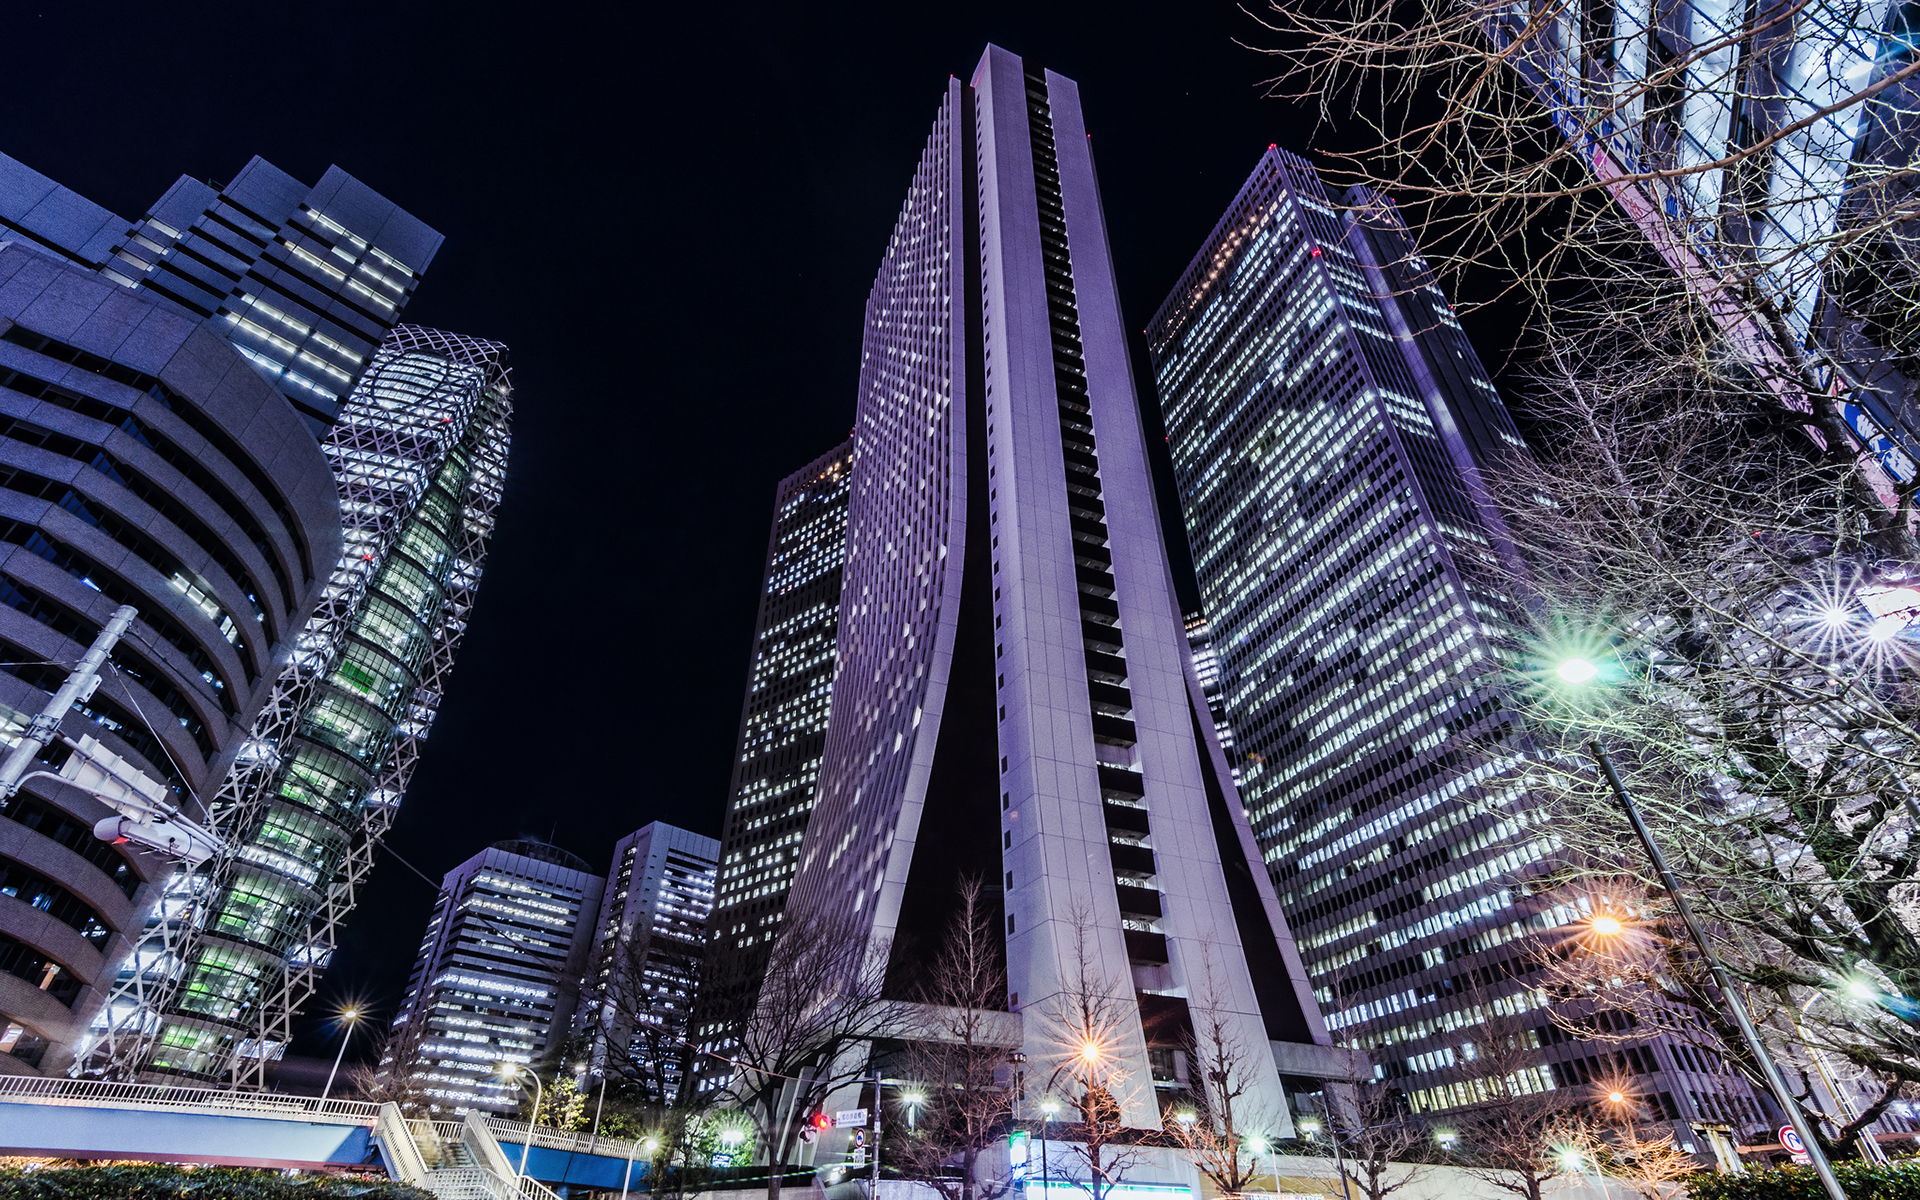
<box><xmin>0</xmin><ymin>605</ymin><xmax>136</xmax><ymax>797</ymax></box>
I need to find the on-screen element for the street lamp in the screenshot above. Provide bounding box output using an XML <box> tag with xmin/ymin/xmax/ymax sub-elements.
<box><xmin>1040</xmin><ymin>1098</ymin><xmax>1059</xmax><ymax>1198</ymax></box>
<box><xmin>1248</xmin><ymin>1134</ymin><xmax>1283</xmax><ymax>1197</ymax></box>
<box><xmin>1556</xmin><ymin>655</ymin><xmax>1848</xmax><ymax>1200</ymax></box>
<box><xmin>320</xmin><ymin>1007</ymin><xmax>360</xmax><ymax>1101</ymax></box>
<box><xmin>1589</xmin><ymin>913</ymin><xmax>1624</xmax><ymax>938</ymax></box>
<box><xmin>573</xmin><ymin>1062</ymin><xmax>609</xmax><ymax>1146</ymax></box>
<box><xmin>498</xmin><ymin>1061</ymin><xmax>542</xmax><ymax>1184</ymax></box>
<box><xmin>902</xmin><ymin>1090</ymin><xmax>926</xmax><ymax>1131</ymax></box>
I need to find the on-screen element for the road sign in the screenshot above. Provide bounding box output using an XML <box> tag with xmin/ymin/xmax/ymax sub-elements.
<box><xmin>835</xmin><ymin>1108</ymin><xmax>869</xmax><ymax>1128</ymax></box>
<box><xmin>1780</xmin><ymin>1126</ymin><xmax>1805</xmax><ymax>1154</ymax></box>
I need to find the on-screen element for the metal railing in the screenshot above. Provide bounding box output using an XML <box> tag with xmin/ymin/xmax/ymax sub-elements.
<box><xmin>480</xmin><ymin>1115</ymin><xmax>647</xmax><ymax>1162</ymax></box>
<box><xmin>375</xmin><ymin>1102</ymin><xmax>430</xmax><ymax>1184</ymax></box>
<box><xmin>0</xmin><ymin>1075</ymin><xmax>380</xmax><ymax>1125</ymax></box>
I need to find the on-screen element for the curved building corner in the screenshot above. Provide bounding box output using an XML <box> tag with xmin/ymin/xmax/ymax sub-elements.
<box><xmin>0</xmin><ymin>242</ymin><xmax>342</xmax><ymax>1076</ymax></box>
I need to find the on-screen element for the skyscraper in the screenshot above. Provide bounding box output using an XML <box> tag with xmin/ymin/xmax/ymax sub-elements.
<box><xmin>386</xmin><ymin>841</ymin><xmax>605</xmax><ymax>1117</ymax></box>
<box><xmin>0</xmin><ymin>153</ymin><xmax>441</xmax><ymax>431</ymax></box>
<box><xmin>760</xmin><ymin>47</ymin><xmax>1346</xmax><ymax>1133</ymax></box>
<box><xmin>581</xmin><ymin>822</ymin><xmax>719</xmax><ymax>1102</ymax></box>
<box><xmin>1147</xmin><ymin>147</ymin><xmax>1767</xmax><ymax>1129</ymax></box>
<box><xmin>101</xmin><ymin>327</ymin><xmax>513</xmax><ymax>1085</ymax></box>
<box><xmin>694</xmin><ymin>441</ymin><xmax>851</xmax><ymax>1092</ymax></box>
<box><xmin>0</xmin><ymin>246</ymin><xmax>342</xmax><ymax>1076</ymax></box>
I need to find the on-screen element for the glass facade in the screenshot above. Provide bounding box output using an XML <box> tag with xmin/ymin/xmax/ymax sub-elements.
<box><xmin>580</xmin><ymin>822</ymin><xmax>718</xmax><ymax>1103</ymax></box>
<box><xmin>85</xmin><ymin>328</ymin><xmax>513</xmax><ymax>1083</ymax></box>
<box><xmin>692</xmin><ymin>441</ymin><xmax>851</xmax><ymax>1092</ymax></box>
<box><xmin>386</xmin><ymin>841</ymin><xmax>605</xmax><ymax>1116</ymax></box>
<box><xmin>1148</xmin><ymin>148</ymin><xmax>1765</xmax><ymax>1129</ymax></box>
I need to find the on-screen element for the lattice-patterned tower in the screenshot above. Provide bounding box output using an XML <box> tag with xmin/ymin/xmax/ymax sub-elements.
<box><xmin>80</xmin><ymin>325</ymin><xmax>512</xmax><ymax>1084</ymax></box>
<box><xmin>772</xmin><ymin>47</ymin><xmax>1345</xmax><ymax>1134</ymax></box>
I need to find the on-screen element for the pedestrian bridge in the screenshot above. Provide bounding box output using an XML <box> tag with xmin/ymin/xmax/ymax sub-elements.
<box><xmin>0</xmin><ymin>1076</ymin><xmax>651</xmax><ymax>1197</ymax></box>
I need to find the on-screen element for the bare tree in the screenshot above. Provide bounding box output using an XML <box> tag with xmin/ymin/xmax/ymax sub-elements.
<box><xmin>1325</xmin><ymin>1062</ymin><xmax>1432</xmax><ymax>1200</ymax></box>
<box><xmin>581</xmin><ymin>916</ymin><xmax>705</xmax><ymax>1109</ymax></box>
<box><xmin>1427</xmin><ymin>978</ymin><xmax>1589</xmax><ymax>1200</ymax></box>
<box><xmin>1256</xmin><ymin>0</ymin><xmax>1920</xmax><ymax>539</ymax></box>
<box><xmin>353</xmin><ymin>1010</ymin><xmax>436</xmax><ymax>1115</ymax></box>
<box><xmin>1473</xmin><ymin>299</ymin><xmax>1920</xmax><ymax>1155</ymax></box>
<box><xmin>1033</xmin><ymin>911</ymin><xmax>1152</xmax><ymax>1200</ymax></box>
<box><xmin>893</xmin><ymin>878</ymin><xmax>1017</xmax><ymax>1200</ymax></box>
<box><xmin>1161</xmin><ymin>951</ymin><xmax>1274</xmax><ymax>1198</ymax></box>
<box><xmin>719</xmin><ymin>904</ymin><xmax>902</xmax><ymax>1200</ymax></box>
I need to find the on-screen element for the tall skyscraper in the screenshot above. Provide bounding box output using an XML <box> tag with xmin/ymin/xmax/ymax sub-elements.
<box><xmin>694</xmin><ymin>442</ymin><xmax>851</xmax><ymax>1092</ymax></box>
<box><xmin>1147</xmin><ymin>147</ymin><xmax>1767</xmax><ymax>1130</ymax></box>
<box><xmin>0</xmin><ymin>151</ymin><xmax>509</xmax><ymax>1085</ymax></box>
<box><xmin>0</xmin><ymin>246</ymin><xmax>342</xmax><ymax>1076</ymax></box>
<box><xmin>99</xmin><ymin>327</ymin><xmax>513</xmax><ymax>1085</ymax></box>
<box><xmin>581</xmin><ymin>822</ymin><xmax>719</xmax><ymax>1102</ymax></box>
<box><xmin>0</xmin><ymin>153</ymin><xmax>441</xmax><ymax>430</ymax></box>
<box><xmin>386</xmin><ymin>841</ymin><xmax>605</xmax><ymax>1117</ymax></box>
<box><xmin>755</xmin><ymin>47</ymin><xmax>1346</xmax><ymax>1134</ymax></box>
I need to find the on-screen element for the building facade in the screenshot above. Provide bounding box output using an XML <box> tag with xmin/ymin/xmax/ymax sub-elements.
<box><xmin>0</xmin><ymin>246</ymin><xmax>341</xmax><ymax>1075</ymax></box>
<box><xmin>581</xmin><ymin>822</ymin><xmax>719</xmax><ymax>1103</ymax></box>
<box><xmin>1147</xmin><ymin>147</ymin><xmax>1769</xmax><ymax>1133</ymax></box>
<box><xmin>693</xmin><ymin>442</ymin><xmax>851</xmax><ymax>1093</ymax></box>
<box><xmin>0</xmin><ymin>152</ymin><xmax>442</xmax><ymax>430</ymax></box>
<box><xmin>1486</xmin><ymin>0</ymin><xmax>1920</xmax><ymax>497</ymax></box>
<box><xmin>106</xmin><ymin>327</ymin><xmax>513</xmax><ymax>1084</ymax></box>
<box><xmin>386</xmin><ymin>841</ymin><xmax>604</xmax><ymax>1117</ymax></box>
<box><xmin>765</xmin><ymin>47</ymin><xmax>1345</xmax><ymax>1135</ymax></box>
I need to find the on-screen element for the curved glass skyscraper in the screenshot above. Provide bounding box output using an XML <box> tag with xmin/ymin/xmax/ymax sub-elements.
<box><xmin>88</xmin><ymin>327</ymin><xmax>513</xmax><ymax>1083</ymax></box>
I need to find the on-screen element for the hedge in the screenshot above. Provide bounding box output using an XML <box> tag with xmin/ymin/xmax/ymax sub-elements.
<box><xmin>0</xmin><ymin>1165</ymin><xmax>434</xmax><ymax>1200</ymax></box>
<box><xmin>1686</xmin><ymin>1162</ymin><xmax>1920</xmax><ymax>1199</ymax></box>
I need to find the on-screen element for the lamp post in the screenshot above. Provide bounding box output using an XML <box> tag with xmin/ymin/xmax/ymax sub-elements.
<box><xmin>499</xmin><ymin>1061</ymin><xmax>543</xmax><ymax>1185</ymax></box>
<box><xmin>1040</xmin><ymin>1099</ymin><xmax>1058</xmax><ymax>1198</ymax></box>
<box><xmin>1557</xmin><ymin>653</ymin><xmax>1846</xmax><ymax>1200</ymax></box>
<box><xmin>1298</xmin><ymin>1118</ymin><xmax>1353</xmax><ymax>1200</ymax></box>
<box><xmin>319</xmin><ymin>1008</ymin><xmax>360</xmax><ymax>1101</ymax></box>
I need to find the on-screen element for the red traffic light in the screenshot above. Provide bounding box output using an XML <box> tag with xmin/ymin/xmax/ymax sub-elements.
<box><xmin>812</xmin><ymin>1112</ymin><xmax>831</xmax><ymax>1130</ymax></box>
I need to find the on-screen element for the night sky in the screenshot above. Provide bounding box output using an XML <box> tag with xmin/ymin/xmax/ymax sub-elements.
<box><xmin>2</xmin><ymin>1</ymin><xmax>1503</xmax><ymax>1063</ymax></box>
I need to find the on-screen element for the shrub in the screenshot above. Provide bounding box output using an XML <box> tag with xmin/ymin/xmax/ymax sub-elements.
<box><xmin>1685</xmin><ymin>1162</ymin><xmax>1920</xmax><ymax>1200</ymax></box>
<box><xmin>0</xmin><ymin>1164</ymin><xmax>434</xmax><ymax>1200</ymax></box>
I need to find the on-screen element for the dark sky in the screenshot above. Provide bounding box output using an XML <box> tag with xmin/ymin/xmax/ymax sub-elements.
<box><xmin>2</xmin><ymin>0</ymin><xmax>1480</xmax><ymax>1061</ymax></box>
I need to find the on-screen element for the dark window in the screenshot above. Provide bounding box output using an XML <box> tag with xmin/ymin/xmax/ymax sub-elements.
<box><xmin>0</xmin><ymin>932</ymin><xmax>83</xmax><ymax>1005</ymax></box>
<box><xmin>1</xmin><ymin>793</ymin><xmax>139</xmax><ymax>897</ymax></box>
<box><xmin>0</xmin><ymin>855</ymin><xmax>110</xmax><ymax>947</ymax></box>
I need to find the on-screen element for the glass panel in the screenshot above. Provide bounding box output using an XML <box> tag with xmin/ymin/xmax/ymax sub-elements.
<box><xmin>329</xmin><ymin>639</ymin><xmax>416</xmax><ymax>717</ymax></box>
<box><xmin>300</xmin><ymin>690</ymin><xmax>394</xmax><ymax>764</ymax></box>
<box><xmin>273</xmin><ymin>745</ymin><xmax>368</xmax><ymax>822</ymax></box>
<box><xmin>210</xmin><ymin>868</ymin><xmax>311</xmax><ymax>954</ymax></box>
<box><xmin>355</xmin><ymin>596</ymin><xmax>433</xmax><ymax>671</ymax></box>
<box><xmin>370</xmin><ymin>553</ymin><xmax>443</xmax><ymax>619</ymax></box>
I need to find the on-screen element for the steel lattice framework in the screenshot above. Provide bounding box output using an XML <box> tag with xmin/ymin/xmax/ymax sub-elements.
<box><xmin>78</xmin><ymin>325</ymin><xmax>512</xmax><ymax>1085</ymax></box>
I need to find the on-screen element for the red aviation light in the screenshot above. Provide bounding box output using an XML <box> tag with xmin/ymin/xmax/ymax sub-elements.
<box><xmin>1309</xmin><ymin>247</ymin><xmax>1323</xmax><ymax>258</ymax></box>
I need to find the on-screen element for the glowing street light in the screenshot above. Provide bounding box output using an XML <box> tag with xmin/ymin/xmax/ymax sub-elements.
<box><xmin>320</xmin><ymin>1007</ymin><xmax>361</xmax><ymax>1102</ymax></box>
<box><xmin>1589</xmin><ymin>913</ymin><xmax>1624</xmax><ymax>938</ymax></box>
<box><xmin>1606</xmin><ymin>1090</ymin><xmax>1626</xmax><ymax>1105</ymax></box>
<box><xmin>1079</xmin><ymin>1040</ymin><xmax>1101</xmax><ymax>1065</ymax></box>
<box><xmin>1555</xmin><ymin>656</ymin><xmax>1600</xmax><ymax>684</ymax></box>
<box><xmin>903</xmin><ymin>1090</ymin><xmax>926</xmax><ymax>1130</ymax></box>
<box><xmin>1552</xmin><ymin>653</ymin><xmax>1848</xmax><ymax>1200</ymax></box>
<box><xmin>498</xmin><ymin>1061</ymin><xmax>542</xmax><ymax>1183</ymax></box>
